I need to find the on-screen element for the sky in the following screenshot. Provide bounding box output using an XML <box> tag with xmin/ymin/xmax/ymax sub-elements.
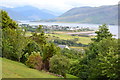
<box><xmin>0</xmin><ymin>0</ymin><xmax>119</xmax><ymax>12</ymax></box>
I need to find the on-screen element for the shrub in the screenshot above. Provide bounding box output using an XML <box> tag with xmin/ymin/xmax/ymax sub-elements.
<box><xmin>49</xmin><ymin>55</ymin><xmax>70</xmax><ymax>78</ymax></box>
<box><xmin>21</xmin><ymin>41</ymin><xmax>40</xmax><ymax>63</ymax></box>
<box><xmin>26</xmin><ymin>52</ymin><xmax>43</xmax><ymax>70</ymax></box>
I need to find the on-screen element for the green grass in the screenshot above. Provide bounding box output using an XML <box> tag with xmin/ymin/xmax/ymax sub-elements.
<box><xmin>1</xmin><ymin>58</ymin><xmax>58</xmax><ymax>78</ymax></box>
<box><xmin>1</xmin><ymin>58</ymin><xmax>78</xmax><ymax>78</ymax></box>
<box><xmin>47</xmin><ymin>33</ymin><xmax>92</xmax><ymax>45</ymax></box>
<box><xmin>69</xmin><ymin>46</ymin><xmax>85</xmax><ymax>50</ymax></box>
<box><xmin>66</xmin><ymin>74</ymin><xmax>78</xmax><ymax>78</ymax></box>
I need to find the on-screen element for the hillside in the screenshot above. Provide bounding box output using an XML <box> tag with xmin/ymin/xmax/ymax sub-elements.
<box><xmin>1</xmin><ymin>6</ymin><xmax>57</xmax><ymax>20</ymax></box>
<box><xmin>1</xmin><ymin>58</ymin><xmax>58</xmax><ymax>78</ymax></box>
<box><xmin>51</xmin><ymin>5</ymin><xmax>118</xmax><ymax>24</ymax></box>
<box><xmin>1</xmin><ymin>58</ymin><xmax>78</xmax><ymax>78</ymax></box>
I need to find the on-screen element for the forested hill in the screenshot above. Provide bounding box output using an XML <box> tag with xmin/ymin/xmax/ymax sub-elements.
<box><xmin>51</xmin><ymin>5</ymin><xmax>118</xmax><ymax>24</ymax></box>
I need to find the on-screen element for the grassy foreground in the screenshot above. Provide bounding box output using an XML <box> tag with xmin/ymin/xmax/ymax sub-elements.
<box><xmin>1</xmin><ymin>58</ymin><xmax>58</xmax><ymax>78</ymax></box>
<box><xmin>1</xmin><ymin>58</ymin><xmax>78</xmax><ymax>78</ymax></box>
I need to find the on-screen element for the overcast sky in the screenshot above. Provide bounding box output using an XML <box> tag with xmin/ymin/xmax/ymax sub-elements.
<box><xmin>0</xmin><ymin>0</ymin><xmax>119</xmax><ymax>12</ymax></box>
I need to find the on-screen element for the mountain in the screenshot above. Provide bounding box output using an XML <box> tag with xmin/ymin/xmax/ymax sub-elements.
<box><xmin>41</xmin><ymin>9</ymin><xmax>64</xmax><ymax>16</ymax></box>
<box><xmin>1</xmin><ymin>7</ymin><xmax>27</xmax><ymax>20</ymax></box>
<box><xmin>51</xmin><ymin>5</ymin><xmax>118</xmax><ymax>24</ymax></box>
<box><xmin>1</xmin><ymin>6</ymin><xmax>57</xmax><ymax>20</ymax></box>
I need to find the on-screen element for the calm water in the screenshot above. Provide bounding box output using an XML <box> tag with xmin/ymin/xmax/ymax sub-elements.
<box><xmin>19</xmin><ymin>22</ymin><xmax>118</xmax><ymax>38</ymax></box>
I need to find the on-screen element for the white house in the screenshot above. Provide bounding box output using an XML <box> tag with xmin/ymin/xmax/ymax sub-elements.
<box><xmin>58</xmin><ymin>45</ymin><xmax>70</xmax><ymax>49</ymax></box>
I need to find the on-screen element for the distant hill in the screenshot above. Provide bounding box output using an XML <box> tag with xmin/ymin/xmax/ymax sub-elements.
<box><xmin>1</xmin><ymin>7</ymin><xmax>27</xmax><ymax>20</ymax></box>
<box><xmin>1</xmin><ymin>6</ymin><xmax>57</xmax><ymax>20</ymax></box>
<box><xmin>50</xmin><ymin>5</ymin><xmax>118</xmax><ymax>24</ymax></box>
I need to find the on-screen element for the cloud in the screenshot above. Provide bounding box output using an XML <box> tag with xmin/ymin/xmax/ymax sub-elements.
<box><xmin>0</xmin><ymin>0</ymin><xmax>119</xmax><ymax>12</ymax></box>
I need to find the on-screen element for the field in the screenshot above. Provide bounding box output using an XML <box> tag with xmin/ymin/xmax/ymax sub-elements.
<box><xmin>1</xmin><ymin>58</ymin><xmax>78</xmax><ymax>78</ymax></box>
<box><xmin>46</xmin><ymin>33</ymin><xmax>93</xmax><ymax>44</ymax></box>
<box><xmin>69</xmin><ymin>46</ymin><xmax>86</xmax><ymax>50</ymax></box>
<box><xmin>25</xmin><ymin>31</ymin><xmax>94</xmax><ymax>50</ymax></box>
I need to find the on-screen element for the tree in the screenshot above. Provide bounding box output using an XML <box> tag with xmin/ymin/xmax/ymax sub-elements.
<box><xmin>61</xmin><ymin>48</ymin><xmax>82</xmax><ymax>59</ymax></box>
<box><xmin>42</xmin><ymin>43</ymin><xmax>60</xmax><ymax>71</ymax></box>
<box><xmin>50</xmin><ymin>55</ymin><xmax>70</xmax><ymax>78</ymax></box>
<box><xmin>31</xmin><ymin>26</ymin><xmax>61</xmax><ymax>71</ymax></box>
<box><xmin>68</xmin><ymin>55</ymin><xmax>89</xmax><ymax>79</ymax></box>
<box><xmin>0</xmin><ymin>10</ymin><xmax>18</xmax><ymax>29</ymax></box>
<box><xmin>35</xmin><ymin>25</ymin><xmax>43</xmax><ymax>32</ymax></box>
<box><xmin>86</xmin><ymin>25</ymin><xmax>118</xmax><ymax>79</ymax></box>
<box><xmin>32</xmin><ymin>28</ymin><xmax>47</xmax><ymax>50</ymax></box>
<box><xmin>68</xmin><ymin>24</ymin><xmax>119</xmax><ymax>79</ymax></box>
<box><xmin>92</xmin><ymin>24</ymin><xmax>113</xmax><ymax>42</ymax></box>
<box><xmin>88</xmin><ymin>38</ymin><xmax>119</xmax><ymax>79</ymax></box>
<box><xmin>2</xmin><ymin>28</ymin><xmax>28</xmax><ymax>61</ymax></box>
<box><xmin>89</xmin><ymin>24</ymin><xmax>113</xmax><ymax>56</ymax></box>
<box><xmin>1</xmin><ymin>10</ymin><xmax>29</xmax><ymax>61</ymax></box>
<box><xmin>21</xmin><ymin>41</ymin><xmax>40</xmax><ymax>63</ymax></box>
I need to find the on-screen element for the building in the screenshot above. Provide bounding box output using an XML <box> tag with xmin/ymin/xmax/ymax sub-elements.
<box><xmin>58</xmin><ymin>45</ymin><xmax>70</xmax><ymax>49</ymax></box>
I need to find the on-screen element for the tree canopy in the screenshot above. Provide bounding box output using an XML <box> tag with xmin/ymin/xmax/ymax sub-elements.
<box><xmin>0</xmin><ymin>10</ymin><xmax>18</xmax><ymax>29</ymax></box>
<box><xmin>92</xmin><ymin>24</ymin><xmax>113</xmax><ymax>42</ymax></box>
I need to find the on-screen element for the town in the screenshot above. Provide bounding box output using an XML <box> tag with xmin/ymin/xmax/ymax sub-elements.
<box><xmin>19</xmin><ymin>23</ymin><xmax>94</xmax><ymax>32</ymax></box>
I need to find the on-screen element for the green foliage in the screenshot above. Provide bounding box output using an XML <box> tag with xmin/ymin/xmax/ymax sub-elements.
<box><xmin>42</xmin><ymin>43</ymin><xmax>60</xmax><ymax>61</ymax></box>
<box><xmin>61</xmin><ymin>48</ymin><xmax>83</xmax><ymax>59</ymax></box>
<box><xmin>2</xmin><ymin>28</ymin><xmax>28</xmax><ymax>61</ymax></box>
<box><xmin>0</xmin><ymin>10</ymin><xmax>18</xmax><ymax>29</ymax></box>
<box><xmin>70</xmin><ymin>38</ymin><xmax>119</xmax><ymax>79</ymax></box>
<box><xmin>28</xmin><ymin>25</ymin><xmax>61</xmax><ymax>71</ymax></box>
<box><xmin>50</xmin><ymin>55</ymin><xmax>70</xmax><ymax>78</ymax></box>
<box><xmin>88</xmin><ymin>38</ymin><xmax>120</xmax><ymax>79</ymax></box>
<box><xmin>92</xmin><ymin>24</ymin><xmax>113</xmax><ymax>42</ymax></box>
<box><xmin>42</xmin><ymin>43</ymin><xmax>60</xmax><ymax>70</ymax></box>
<box><xmin>1</xmin><ymin>10</ymin><xmax>28</xmax><ymax>61</ymax></box>
<box><xmin>32</xmin><ymin>30</ymin><xmax>47</xmax><ymax>48</ymax></box>
<box><xmin>26</xmin><ymin>52</ymin><xmax>43</xmax><ymax>70</ymax></box>
<box><xmin>36</xmin><ymin>25</ymin><xmax>43</xmax><ymax>32</ymax></box>
<box><xmin>68</xmin><ymin>55</ymin><xmax>89</xmax><ymax>79</ymax></box>
<box><xmin>25</xmin><ymin>41</ymin><xmax>40</xmax><ymax>55</ymax></box>
<box><xmin>21</xmin><ymin>41</ymin><xmax>40</xmax><ymax>63</ymax></box>
<box><xmin>68</xmin><ymin>25</ymin><xmax>119</xmax><ymax>79</ymax></box>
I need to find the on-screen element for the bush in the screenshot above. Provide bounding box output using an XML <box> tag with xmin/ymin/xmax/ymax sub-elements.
<box><xmin>26</xmin><ymin>52</ymin><xmax>43</xmax><ymax>70</ymax></box>
<box><xmin>21</xmin><ymin>41</ymin><xmax>40</xmax><ymax>63</ymax></box>
<box><xmin>49</xmin><ymin>55</ymin><xmax>70</xmax><ymax>78</ymax></box>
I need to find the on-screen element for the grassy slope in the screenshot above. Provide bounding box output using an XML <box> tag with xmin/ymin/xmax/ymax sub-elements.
<box><xmin>1</xmin><ymin>58</ymin><xmax>78</xmax><ymax>78</ymax></box>
<box><xmin>1</xmin><ymin>58</ymin><xmax>58</xmax><ymax>78</ymax></box>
